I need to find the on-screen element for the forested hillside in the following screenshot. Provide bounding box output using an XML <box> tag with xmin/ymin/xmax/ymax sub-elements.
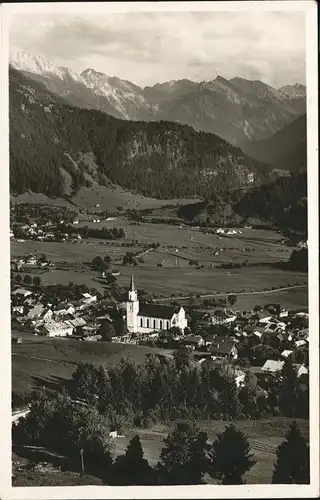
<box><xmin>234</xmin><ymin>172</ymin><xmax>307</xmax><ymax>232</ymax></box>
<box><xmin>240</xmin><ymin>115</ymin><xmax>307</xmax><ymax>173</ymax></box>
<box><xmin>10</xmin><ymin>67</ymin><xmax>270</xmax><ymax>199</ymax></box>
<box><xmin>177</xmin><ymin>172</ymin><xmax>307</xmax><ymax>233</ymax></box>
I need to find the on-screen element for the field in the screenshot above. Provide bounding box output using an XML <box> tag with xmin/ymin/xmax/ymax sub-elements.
<box><xmin>11</xmin><ymin>220</ymin><xmax>308</xmax><ymax>305</ymax></box>
<box><xmin>12</xmin><ymin>337</ymin><xmax>173</xmax><ymax>397</ymax></box>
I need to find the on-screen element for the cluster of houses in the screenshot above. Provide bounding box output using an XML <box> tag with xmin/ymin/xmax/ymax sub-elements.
<box><xmin>10</xmin><ymin>221</ymin><xmax>83</xmax><ymax>243</ymax></box>
<box><xmin>175</xmin><ymin>303</ymin><xmax>309</xmax><ymax>384</ymax></box>
<box><xmin>11</xmin><ymin>287</ymin><xmax>105</xmax><ymax>340</ymax></box>
<box><xmin>11</xmin><ymin>254</ymin><xmax>54</xmax><ymax>272</ymax></box>
<box><xmin>215</xmin><ymin>228</ymin><xmax>242</xmax><ymax>235</ymax></box>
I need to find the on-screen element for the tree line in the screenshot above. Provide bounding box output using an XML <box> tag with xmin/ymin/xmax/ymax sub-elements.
<box><xmin>57</xmin><ymin>223</ymin><xmax>125</xmax><ymax>240</ymax></box>
<box><xmin>61</xmin><ymin>354</ymin><xmax>308</xmax><ymax>426</ymax></box>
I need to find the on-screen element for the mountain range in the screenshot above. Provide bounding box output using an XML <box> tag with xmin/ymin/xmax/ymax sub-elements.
<box><xmin>10</xmin><ymin>50</ymin><xmax>306</xmax><ymax>147</ymax></box>
<box><xmin>9</xmin><ymin>66</ymin><xmax>270</xmax><ymax>199</ymax></box>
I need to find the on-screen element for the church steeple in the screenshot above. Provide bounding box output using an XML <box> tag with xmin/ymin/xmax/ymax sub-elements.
<box><xmin>128</xmin><ymin>273</ymin><xmax>138</xmax><ymax>302</ymax></box>
<box><xmin>127</xmin><ymin>273</ymin><xmax>139</xmax><ymax>333</ymax></box>
<box><xmin>130</xmin><ymin>272</ymin><xmax>135</xmax><ymax>292</ymax></box>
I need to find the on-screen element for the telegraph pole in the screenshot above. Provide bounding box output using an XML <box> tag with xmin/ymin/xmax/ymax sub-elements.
<box><xmin>80</xmin><ymin>448</ymin><xmax>85</xmax><ymax>477</ymax></box>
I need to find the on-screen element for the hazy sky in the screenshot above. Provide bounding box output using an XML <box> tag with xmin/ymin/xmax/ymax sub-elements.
<box><xmin>9</xmin><ymin>11</ymin><xmax>306</xmax><ymax>88</ymax></box>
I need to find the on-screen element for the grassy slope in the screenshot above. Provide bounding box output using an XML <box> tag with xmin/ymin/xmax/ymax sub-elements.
<box><xmin>12</xmin><ymin>338</ymin><xmax>173</xmax><ymax>397</ymax></box>
<box><xmin>11</xmin><ymin>184</ymin><xmax>200</xmax><ymax>212</ymax></box>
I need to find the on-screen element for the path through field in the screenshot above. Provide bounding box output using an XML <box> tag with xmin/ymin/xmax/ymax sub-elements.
<box><xmin>160</xmin><ymin>283</ymin><xmax>308</xmax><ymax>302</ymax></box>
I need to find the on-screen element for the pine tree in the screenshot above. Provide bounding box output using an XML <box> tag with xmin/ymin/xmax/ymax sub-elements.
<box><xmin>173</xmin><ymin>346</ymin><xmax>192</xmax><ymax>370</ymax></box>
<box><xmin>278</xmin><ymin>358</ymin><xmax>301</xmax><ymax>417</ymax></box>
<box><xmin>23</xmin><ymin>274</ymin><xmax>32</xmax><ymax>285</ymax></box>
<box><xmin>272</xmin><ymin>421</ymin><xmax>309</xmax><ymax>484</ymax></box>
<box><xmin>156</xmin><ymin>422</ymin><xmax>208</xmax><ymax>485</ymax></box>
<box><xmin>32</xmin><ymin>276</ymin><xmax>41</xmax><ymax>287</ymax></box>
<box><xmin>208</xmin><ymin>424</ymin><xmax>256</xmax><ymax>484</ymax></box>
<box><xmin>113</xmin><ymin>435</ymin><xmax>156</xmax><ymax>485</ymax></box>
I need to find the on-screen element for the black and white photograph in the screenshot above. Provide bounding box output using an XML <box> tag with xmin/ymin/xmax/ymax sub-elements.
<box><xmin>0</xmin><ymin>1</ymin><xmax>318</xmax><ymax>498</ymax></box>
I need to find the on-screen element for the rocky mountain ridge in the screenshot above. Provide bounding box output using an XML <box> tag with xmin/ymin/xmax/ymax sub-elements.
<box><xmin>10</xmin><ymin>50</ymin><xmax>306</xmax><ymax>147</ymax></box>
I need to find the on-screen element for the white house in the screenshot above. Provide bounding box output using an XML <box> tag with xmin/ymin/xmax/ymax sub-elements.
<box><xmin>40</xmin><ymin>320</ymin><xmax>73</xmax><ymax>337</ymax></box>
<box><xmin>126</xmin><ymin>274</ymin><xmax>188</xmax><ymax>334</ymax></box>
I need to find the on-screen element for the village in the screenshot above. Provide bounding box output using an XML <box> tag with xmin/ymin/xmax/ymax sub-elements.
<box><xmin>11</xmin><ymin>263</ymin><xmax>309</xmax><ymax>390</ymax></box>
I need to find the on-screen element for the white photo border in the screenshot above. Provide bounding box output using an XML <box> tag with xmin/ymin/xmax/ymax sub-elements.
<box><xmin>0</xmin><ymin>2</ymin><xmax>318</xmax><ymax>499</ymax></box>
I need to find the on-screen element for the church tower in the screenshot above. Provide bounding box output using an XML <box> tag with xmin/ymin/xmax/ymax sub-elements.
<box><xmin>126</xmin><ymin>273</ymin><xmax>139</xmax><ymax>333</ymax></box>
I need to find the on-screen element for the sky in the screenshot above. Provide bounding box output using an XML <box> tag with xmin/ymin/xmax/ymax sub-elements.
<box><xmin>9</xmin><ymin>10</ymin><xmax>306</xmax><ymax>88</ymax></box>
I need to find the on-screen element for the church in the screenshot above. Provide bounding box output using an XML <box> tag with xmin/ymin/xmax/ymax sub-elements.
<box><xmin>126</xmin><ymin>274</ymin><xmax>188</xmax><ymax>334</ymax></box>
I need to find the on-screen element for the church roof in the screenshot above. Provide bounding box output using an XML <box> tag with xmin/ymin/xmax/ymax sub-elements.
<box><xmin>138</xmin><ymin>303</ymin><xmax>181</xmax><ymax>320</ymax></box>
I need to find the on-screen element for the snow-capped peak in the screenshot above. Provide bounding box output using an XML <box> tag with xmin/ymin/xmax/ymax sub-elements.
<box><xmin>10</xmin><ymin>49</ymin><xmax>84</xmax><ymax>83</ymax></box>
<box><xmin>81</xmin><ymin>68</ymin><xmax>112</xmax><ymax>85</ymax></box>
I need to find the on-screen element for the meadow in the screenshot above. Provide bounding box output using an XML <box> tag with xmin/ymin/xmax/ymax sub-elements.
<box><xmin>12</xmin><ymin>337</ymin><xmax>174</xmax><ymax>398</ymax></box>
<box><xmin>11</xmin><ymin>219</ymin><xmax>308</xmax><ymax>304</ymax></box>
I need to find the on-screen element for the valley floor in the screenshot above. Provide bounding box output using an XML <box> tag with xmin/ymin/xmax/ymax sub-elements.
<box><xmin>11</xmin><ymin>221</ymin><xmax>308</xmax><ymax>306</ymax></box>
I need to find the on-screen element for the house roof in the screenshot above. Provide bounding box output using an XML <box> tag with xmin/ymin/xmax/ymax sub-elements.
<box><xmin>27</xmin><ymin>304</ymin><xmax>45</xmax><ymax>319</ymax></box>
<box><xmin>182</xmin><ymin>334</ymin><xmax>203</xmax><ymax>344</ymax></box>
<box><xmin>138</xmin><ymin>303</ymin><xmax>181</xmax><ymax>320</ymax></box>
<box><xmin>264</xmin><ymin>323</ymin><xmax>278</xmax><ymax>331</ymax></box>
<box><xmin>281</xmin><ymin>350</ymin><xmax>293</xmax><ymax>358</ymax></box>
<box><xmin>43</xmin><ymin>320</ymin><xmax>72</xmax><ymax>332</ymax></box>
<box><xmin>261</xmin><ymin>359</ymin><xmax>284</xmax><ymax>373</ymax></box>
<box><xmin>12</xmin><ymin>288</ymin><xmax>32</xmax><ymax>297</ymax></box>
<box><xmin>295</xmin><ymin>340</ymin><xmax>307</xmax><ymax>347</ymax></box>
<box><xmin>210</xmin><ymin>337</ymin><xmax>236</xmax><ymax>355</ymax></box>
<box><xmin>69</xmin><ymin>317</ymin><xmax>87</xmax><ymax>328</ymax></box>
<box><xmin>213</xmin><ymin>309</ymin><xmax>236</xmax><ymax>319</ymax></box>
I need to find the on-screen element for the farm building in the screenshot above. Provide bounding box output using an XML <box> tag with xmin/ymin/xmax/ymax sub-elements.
<box><xmin>126</xmin><ymin>274</ymin><xmax>188</xmax><ymax>334</ymax></box>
